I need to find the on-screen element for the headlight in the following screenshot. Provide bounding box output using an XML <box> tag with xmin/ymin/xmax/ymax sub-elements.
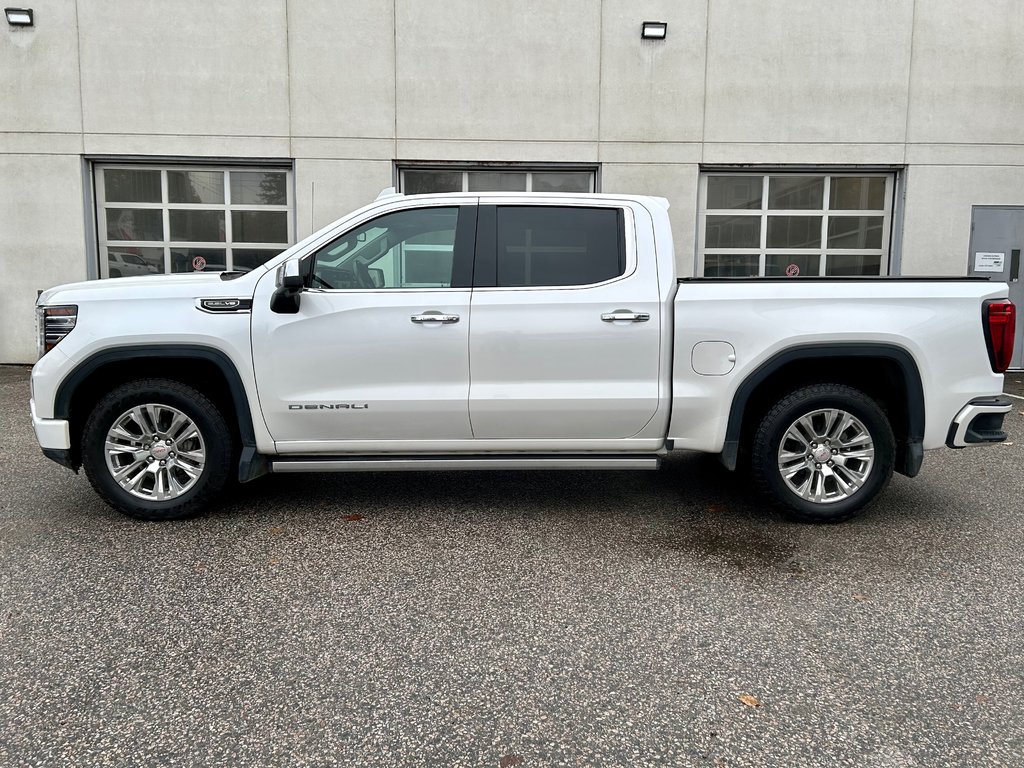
<box><xmin>37</xmin><ymin>305</ymin><xmax>77</xmax><ymax>359</ymax></box>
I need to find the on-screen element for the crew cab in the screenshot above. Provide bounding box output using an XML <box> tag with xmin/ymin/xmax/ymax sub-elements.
<box><xmin>30</xmin><ymin>191</ymin><xmax>1017</xmax><ymax>522</ymax></box>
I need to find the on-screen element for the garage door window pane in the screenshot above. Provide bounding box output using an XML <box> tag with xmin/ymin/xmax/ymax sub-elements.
<box><xmin>104</xmin><ymin>169</ymin><xmax>161</xmax><ymax>203</ymax></box>
<box><xmin>707</xmin><ymin>176</ymin><xmax>762</xmax><ymax>210</ymax></box>
<box><xmin>468</xmin><ymin>172</ymin><xmax>527</xmax><ymax>192</ymax></box>
<box><xmin>403</xmin><ymin>171</ymin><xmax>463</xmax><ymax>195</ymax></box>
<box><xmin>171</xmin><ymin>248</ymin><xmax>226</xmax><ymax>273</ymax></box>
<box><xmin>827</xmin><ymin>216</ymin><xmax>883</xmax><ymax>248</ymax></box>
<box><xmin>169</xmin><ymin>210</ymin><xmax>225</xmax><ymax>242</ymax></box>
<box><xmin>768</xmin><ymin>177</ymin><xmax>824</xmax><ymax>210</ymax></box>
<box><xmin>826</xmin><ymin>254</ymin><xmax>882</xmax><ymax>276</ymax></box>
<box><xmin>830</xmin><ymin>177</ymin><xmax>885</xmax><ymax>210</ymax></box>
<box><xmin>705</xmin><ymin>215</ymin><xmax>760</xmax><ymax>248</ymax></box>
<box><xmin>232</xmin><ymin>248</ymin><xmax>281</xmax><ymax>272</ymax></box>
<box><xmin>704</xmin><ymin>254</ymin><xmax>759</xmax><ymax>277</ymax></box>
<box><xmin>168</xmin><ymin>170</ymin><xmax>224</xmax><ymax>204</ymax></box>
<box><xmin>106</xmin><ymin>208</ymin><xmax>163</xmax><ymax>241</ymax></box>
<box><xmin>767</xmin><ymin>216</ymin><xmax>822</xmax><ymax>248</ymax></box>
<box><xmin>106</xmin><ymin>246</ymin><xmax>163</xmax><ymax>277</ymax></box>
<box><xmin>231</xmin><ymin>171</ymin><xmax>287</xmax><ymax>205</ymax></box>
<box><xmin>531</xmin><ymin>172</ymin><xmax>592</xmax><ymax>193</ymax></box>
<box><xmin>232</xmin><ymin>211</ymin><xmax>288</xmax><ymax>243</ymax></box>
<box><xmin>765</xmin><ymin>254</ymin><xmax>820</xmax><ymax>277</ymax></box>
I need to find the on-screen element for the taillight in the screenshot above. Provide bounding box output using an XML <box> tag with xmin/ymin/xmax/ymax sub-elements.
<box><xmin>36</xmin><ymin>304</ymin><xmax>78</xmax><ymax>359</ymax></box>
<box><xmin>983</xmin><ymin>300</ymin><xmax>1016</xmax><ymax>373</ymax></box>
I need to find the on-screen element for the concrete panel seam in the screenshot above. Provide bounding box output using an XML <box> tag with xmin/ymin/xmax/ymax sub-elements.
<box><xmin>0</xmin><ymin>131</ymin><xmax>83</xmax><ymax>136</ymax></box>
<box><xmin>0</xmin><ymin>152</ymin><xmax>87</xmax><ymax>157</ymax></box>
<box><xmin>906</xmin><ymin>162</ymin><xmax>1024</xmax><ymax>168</ymax></box>
<box><xmin>284</xmin><ymin>0</ymin><xmax>293</xmax><ymax>160</ymax></box>
<box><xmin>596</xmin><ymin>0</ymin><xmax>604</xmax><ymax>151</ymax></box>
<box><xmin>291</xmin><ymin>156</ymin><xmax>402</xmax><ymax>162</ymax></box>
<box><xmin>82</xmin><ymin>132</ymin><xmax>293</xmax><ymax>139</ymax></box>
<box><xmin>903</xmin><ymin>0</ymin><xmax>918</xmax><ymax>161</ymax></box>
<box><xmin>73</xmin><ymin>0</ymin><xmax>85</xmax><ymax>141</ymax></box>
<box><xmin>395</xmin><ymin>137</ymin><xmax>604</xmax><ymax>145</ymax></box>
<box><xmin>700</xmin><ymin>0</ymin><xmax>711</xmax><ymax>163</ymax></box>
<box><xmin>392</xmin><ymin>0</ymin><xmax>398</xmax><ymax>157</ymax></box>
<box><xmin>602</xmin><ymin>161</ymin><xmax>701</xmax><ymax>166</ymax></box>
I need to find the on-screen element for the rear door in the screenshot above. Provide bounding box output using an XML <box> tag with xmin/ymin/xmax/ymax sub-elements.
<box><xmin>467</xmin><ymin>202</ymin><xmax>662</xmax><ymax>439</ymax></box>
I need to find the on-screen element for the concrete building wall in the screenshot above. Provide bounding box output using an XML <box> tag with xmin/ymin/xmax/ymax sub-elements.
<box><xmin>2</xmin><ymin>0</ymin><xmax>1023</xmax><ymax>362</ymax></box>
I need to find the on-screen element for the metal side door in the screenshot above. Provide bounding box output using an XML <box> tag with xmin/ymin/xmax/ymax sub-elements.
<box><xmin>467</xmin><ymin>202</ymin><xmax>663</xmax><ymax>441</ymax></box>
<box><xmin>969</xmin><ymin>206</ymin><xmax>1024</xmax><ymax>369</ymax></box>
<box><xmin>251</xmin><ymin>203</ymin><xmax>477</xmax><ymax>448</ymax></box>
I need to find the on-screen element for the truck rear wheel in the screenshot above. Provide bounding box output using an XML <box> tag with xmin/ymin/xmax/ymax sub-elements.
<box><xmin>751</xmin><ymin>383</ymin><xmax>895</xmax><ymax>523</ymax></box>
<box><xmin>81</xmin><ymin>378</ymin><xmax>232</xmax><ymax>521</ymax></box>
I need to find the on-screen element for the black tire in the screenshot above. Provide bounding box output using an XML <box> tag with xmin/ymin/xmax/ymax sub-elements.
<box><xmin>81</xmin><ymin>378</ymin><xmax>233</xmax><ymax>521</ymax></box>
<box><xmin>751</xmin><ymin>383</ymin><xmax>895</xmax><ymax>523</ymax></box>
<box><xmin>109</xmin><ymin>268</ymin><xmax>121</xmax><ymax>278</ymax></box>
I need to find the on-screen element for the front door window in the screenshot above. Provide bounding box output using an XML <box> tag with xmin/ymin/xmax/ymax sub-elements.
<box><xmin>310</xmin><ymin>207</ymin><xmax>460</xmax><ymax>290</ymax></box>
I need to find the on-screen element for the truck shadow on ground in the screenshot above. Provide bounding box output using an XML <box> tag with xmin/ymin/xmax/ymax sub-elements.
<box><xmin>220</xmin><ymin>452</ymin><xmax>756</xmax><ymax>521</ymax></box>
<box><xmin>201</xmin><ymin>448</ymin><xmax>962</xmax><ymax>578</ymax></box>
<box><xmin>211</xmin><ymin>453</ymin><xmax>839</xmax><ymax>574</ymax></box>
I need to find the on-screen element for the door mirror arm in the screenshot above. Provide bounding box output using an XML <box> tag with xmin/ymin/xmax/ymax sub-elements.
<box><xmin>271</xmin><ymin>259</ymin><xmax>305</xmax><ymax>314</ymax></box>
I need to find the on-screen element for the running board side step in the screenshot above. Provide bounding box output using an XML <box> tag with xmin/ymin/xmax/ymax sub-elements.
<box><xmin>271</xmin><ymin>455</ymin><xmax>662</xmax><ymax>473</ymax></box>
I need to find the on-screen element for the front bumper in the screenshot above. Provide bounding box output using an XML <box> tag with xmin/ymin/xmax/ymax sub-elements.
<box><xmin>31</xmin><ymin>397</ymin><xmax>71</xmax><ymax>450</ymax></box>
<box><xmin>946</xmin><ymin>395</ymin><xmax>1014</xmax><ymax>448</ymax></box>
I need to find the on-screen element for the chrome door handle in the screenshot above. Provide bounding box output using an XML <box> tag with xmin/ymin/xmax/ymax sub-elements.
<box><xmin>411</xmin><ymin>312</ymin><xmax>460</xmax><ymax>324</ymax></box>
<box><xmin>601</xmin><ymin>310</ymin><xmax>650</xmax><ymax>323</ymax></box>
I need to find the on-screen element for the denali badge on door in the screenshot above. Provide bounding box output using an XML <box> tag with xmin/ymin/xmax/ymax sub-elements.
<box><xmin>288</xmin><ymin>404</ymin><xmax>369</xmax><ymax>410</ymax></box>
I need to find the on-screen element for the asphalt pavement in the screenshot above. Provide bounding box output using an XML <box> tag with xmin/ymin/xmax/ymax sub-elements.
<box><xmin>1</xmin><ymin>365</ymin><xmax>1023</xmax><ymax>767</ymax></box>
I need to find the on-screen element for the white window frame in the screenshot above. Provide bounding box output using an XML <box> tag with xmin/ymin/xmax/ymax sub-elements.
<box><xmin>94</xmin><ymin>163</ymin><xmax>295</xmax><ymax>278</ymax></box>
<box><xmin>397</xmin><ymin>164</ymin><xmax>598</xmax><ymax>194</ymax></box>
<box><xmin>697</xmin><ymin>171</ymin><xmax>896</xmax><ymax>277</ymax></box>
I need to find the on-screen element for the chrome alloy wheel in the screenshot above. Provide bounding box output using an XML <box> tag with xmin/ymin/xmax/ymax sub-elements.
<box><xmin>776</xmin><ymin>408</ymin><xmax>875</xmax><ymax>505</ymax></box>
<box><xmin>103</xmin><ymin>404</ymin><xmax>207</xmax><ymax>501</ymax></box>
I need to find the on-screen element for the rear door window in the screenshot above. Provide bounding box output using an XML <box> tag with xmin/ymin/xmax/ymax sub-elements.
<box><xmin>494</xmin><ymin>206</ymin><xmax>624</xmax><ymax>287</ymax></box>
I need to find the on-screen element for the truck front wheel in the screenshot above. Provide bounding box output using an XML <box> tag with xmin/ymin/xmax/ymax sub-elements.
<box><xmin>751</xmin><ymin>383</ymin><xmax>895</xmax><ymax>523</ymax></box>
<box><xmin>81</xmin><ymin>379</ymin><xmax>233</xmax><ymax>521</ymax></box>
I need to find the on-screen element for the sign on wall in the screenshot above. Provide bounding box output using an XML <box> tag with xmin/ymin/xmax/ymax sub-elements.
<box><xmin>973</xmin><ymin>252</ymin><xmax>1006</xmax><ymax>273</ymax></box>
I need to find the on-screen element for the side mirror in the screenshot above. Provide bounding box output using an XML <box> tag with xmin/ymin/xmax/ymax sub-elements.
<box><xmin>271</xmin><ymin>259</ymin><xmax>304</xmax><ymax>314</ymax></box>
<box><xmin>368</xmin><ymin>267</ymin><xmax>385</xmax><ymax>289</ymax></box>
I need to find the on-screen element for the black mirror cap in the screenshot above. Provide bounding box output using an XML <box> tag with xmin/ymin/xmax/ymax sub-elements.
<box><xmin>270</xmin><ymin>286</ymin><xmax>301</xmax><ymax>314</ymax></box>
<box><xmin>282</xmin><ymin>273</ymin><xmax>305</xmax><ymax>289</ymax></box>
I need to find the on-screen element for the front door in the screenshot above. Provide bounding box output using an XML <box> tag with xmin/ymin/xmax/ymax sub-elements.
<box><xmin>968</xmin><ymin>206</ymin><xmax>1024</xmax><ymax>369</ymax></box>
<box><xmin>252</xmin><ymin>204</ymin><xmax>477</xmax><ymax>446</ymax></box>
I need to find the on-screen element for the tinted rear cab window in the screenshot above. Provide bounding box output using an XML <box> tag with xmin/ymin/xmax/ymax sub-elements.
<box><xmin>495</xmin><ymin>206</ymin><xmax>624</xmax><ymax>287</ymax></box>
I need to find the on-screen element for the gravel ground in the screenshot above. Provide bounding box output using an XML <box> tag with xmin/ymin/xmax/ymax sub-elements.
<box><xmin>1</xmin><ymin>364</ymin><xmax>1023</xmax><ymax>767</ymax></box>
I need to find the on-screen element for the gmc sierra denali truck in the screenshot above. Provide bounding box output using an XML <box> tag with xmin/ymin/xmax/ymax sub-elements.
<box><xmin>31</xmin><ymin>191</ymin><xmax>1017</xmax><ymax>523</ymax></box>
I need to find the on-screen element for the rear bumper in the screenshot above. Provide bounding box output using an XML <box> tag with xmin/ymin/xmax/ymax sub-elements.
<box><xmin>946</xmin><ymin>396</ymin><xmax>1013</xmax><ymax>448</ymax></box>
<box><xmin>31</xmin><ymin>397</ymin><xmax>71</xmax><ymax>450</ymax></box>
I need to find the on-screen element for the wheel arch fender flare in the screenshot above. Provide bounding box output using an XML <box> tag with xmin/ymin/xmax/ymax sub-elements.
<box><xmin>721</xmin><ymin>343</ymin><xmax>925</xmax><ymax>476</ymax></box>
<box><xmin>54</xmin><ymin>345</ymin><xmax>267</xmax><ymax>482</ymax></box>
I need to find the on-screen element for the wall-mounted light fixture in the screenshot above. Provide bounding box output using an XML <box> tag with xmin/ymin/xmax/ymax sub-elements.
<box><xmin>640</xmin><ymin>21</ymin><xmax>667</xmax><ymax>40</ymax></box>
<box><xmin>4</xmin><ymin>7</ymin><xmax>34</xmax><ymax>26</ymax></box>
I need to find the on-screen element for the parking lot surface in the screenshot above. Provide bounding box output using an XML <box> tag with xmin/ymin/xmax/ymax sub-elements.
<box><xmin>1</xmin><ymin>365</ymin><xmax>1023</xmax><ymax>767</ymax></box>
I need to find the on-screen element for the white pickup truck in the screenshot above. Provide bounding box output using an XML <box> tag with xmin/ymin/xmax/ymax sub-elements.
<box><xmin>31</xmin><ymin>191</ymin><xmax>1017</xmax><ymax>523</ymax></box>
